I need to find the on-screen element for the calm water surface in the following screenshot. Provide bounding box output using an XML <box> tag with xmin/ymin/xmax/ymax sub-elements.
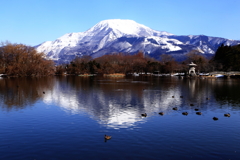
<box><xmin>0</xmin><ymin>76</ymin><xmax>240</xmax><ymax>160</ymax></box>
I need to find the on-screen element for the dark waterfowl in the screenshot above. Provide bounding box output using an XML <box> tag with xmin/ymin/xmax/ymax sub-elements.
<box><xmin>43</xmin><ymin>91</ymin><xmax>45</xmax><ymax>94</ymax></box>
<box><xmin>159</xmin><ymin>112</ymin><xmax>164</xmax><ymax>115</ymax></box>
<box><xmin>182</xmin><ymin>112</ymin><xmax>188</xmax><ymax>115</ymax></box>
<box><xmin>196</xmin><ymin>112</ymin><xmax>202</xmax><ymax>115</ymax></box>
<box><xmin>213</xmin><ymin>117</ymin><xmax>218</xmax><ymax>120</ymax></box>
<box><xmin>172</xmin><ymin>96</ymin><xmax>174</xmax><ymax>98</ymax></box>
<box><xmin>180</xmin><ymin>96</ymin><xmax>183</xmax><ymax>98</ymax></box>
<box><xmin>194</xmin><ymin>108</ymin><xmax>199</xmax><ymax>111</ymax></box>
<box><xmin>104</xmin><ymin>135</ymin><xmax>111</xmax><ymax>140</ymax></box>
<box><xmin>206</xmin><ymin>98</ymin><xmax>209</xmax><ymax>100</ymax></box>
<box><xmin>224</xmin><ymin>113</ymin><xmax>231</xmax><ymax>117</ymax></box>
<box><xmin>190</xmin><ymin>104</ymin><xmax>194</xmax><ymax>106</ymax></box>
<box><xmin>141</xmin><ymin>113</ymin><xmax>147</xmax><ymax>117</ymax></box>
<box><xmin>172</xmin><ymin>107</ymin><xmax>178</xmax><ymax>110</ymax></box>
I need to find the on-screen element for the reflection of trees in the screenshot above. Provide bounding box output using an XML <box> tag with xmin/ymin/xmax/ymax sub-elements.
<box><xmin>212</xmin><ymin>79</ymin><xmax>240</xmax><ymax>107</ymax></box>
<box><xmin>178</xmin><ymin>78</ymin><xmax>240</xmax><ymax>110</ymax></box>
<box><xmin>0</xmin><ymin>77</ymin><xmax>54</xmax><ymax>110</ymax></box>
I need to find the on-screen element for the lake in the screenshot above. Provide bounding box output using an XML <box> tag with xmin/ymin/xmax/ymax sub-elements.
<box><xmin>0</xmin><ymin>76</ymin><xmax>240</xmax><ymax>160</ymax></box>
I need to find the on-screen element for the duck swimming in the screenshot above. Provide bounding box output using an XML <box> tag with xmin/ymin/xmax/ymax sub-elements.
<box><xmin>141</xmin><ymin>113</ymin><xmax>147</xmax><ymax>117</ymax></box>
<box><xmin>213</xmin><ymin>117</ymin><xmax>218</xmax><ymax>120</ymax></box>
<box><xmin>196</xmin><ymin>112</ymin><xmax>202</xmax><ymax>115</ymax></box>
<box><xmin>159</xmin><ymin>112</ymin><xmax>164</xmax><ymax>115</ymax></box>
<box><xmin>224</xmin><ymin>113</ymin><xmax>231</xmax><ymax>117</ymax></box>
<box><xmin>104</xmin><ymin>135</ymin><xmax>111</xmax><ymax>140</ymax></box>
<box><xmin>182</xmin><ymin>112</ymin><xmax>188</xmax><ymax>115</ymax></box>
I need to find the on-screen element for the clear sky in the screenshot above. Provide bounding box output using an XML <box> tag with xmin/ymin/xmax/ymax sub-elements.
<box><xmin>1</xmin><ymin>0</ymin><xmax>240</xmax><ymax>46</ymax></box>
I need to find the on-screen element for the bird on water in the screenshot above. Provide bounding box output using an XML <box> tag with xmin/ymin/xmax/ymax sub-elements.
<box><xmin>196</xmin><ymin>112</ymin><xmax>202</xmax><ymax>115</ymax></box>
<box><xmin>173</xmin><ymin>107</ymin><xmax>178</xmax><ymax>110</ymax></box>
<box><xmin>159</xmin><ymin>112</ymin><xmax>164</xmax><ymax>115</ymax></box>
<box><xmin>213</xmin><ymin>117</ymin><xmax>218</xmax><ymax>120</ymax></box>
<box><xmin>224</xmin><ymin>113</ymin><xmax>230</xmax><ymax>117</ymax></box>
<box><xmin>104</xmin><ymin>135</ymin><xmax>111</xmax><ymax>140</ymax></box>
<box><xmin>141</xmin><ymin>113</ymin><xmax>147</xmax><ymax>117</ymax></box>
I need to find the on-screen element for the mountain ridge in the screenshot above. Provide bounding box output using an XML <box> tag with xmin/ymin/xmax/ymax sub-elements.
<box><xmin>36</xmin><ymin>19</ymin><xmax>240</xmax><ymax>63</ymax></box>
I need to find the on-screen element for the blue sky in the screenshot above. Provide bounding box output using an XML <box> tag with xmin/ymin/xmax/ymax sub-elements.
<box><xmin>1</xmin><ymin>0</ymin><xmax>240</xmax><ymax>46</ymax></box>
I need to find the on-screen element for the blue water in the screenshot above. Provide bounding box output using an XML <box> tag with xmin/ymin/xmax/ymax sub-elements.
<box><xmin>0</xmin><ymin>76</ymin><xmax>239</xmax><ymax>160</ymax></box>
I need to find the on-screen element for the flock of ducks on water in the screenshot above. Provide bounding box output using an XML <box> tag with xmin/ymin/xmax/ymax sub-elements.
<box><xmin>107</xmin><ymin>96</ymin><xmax>232</xmax><ymax>141</ymax></box>
<box><xmin>141</xmin><ymin>96</ymin><xmax>231</xmax><ymax>121</ymax></box>
<box><xmin>41</xmin><ymin>92</ymin><xmax>231</xmax><ymax>141</ymax></box>
<box><xmin>105</xmin><ymin>110</ymin><xmax>231</xmax><ymax>141</ymax></box>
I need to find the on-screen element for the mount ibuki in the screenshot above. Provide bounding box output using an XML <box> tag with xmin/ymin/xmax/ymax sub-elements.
<box><xmin>36</xmin><ymin>19</ymin><xmax>240</xmax><ymax>63</ymax></box>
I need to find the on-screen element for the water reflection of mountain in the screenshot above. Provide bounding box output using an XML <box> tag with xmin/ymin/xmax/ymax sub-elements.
<box><xmin>0</xmin><ymin>77</ymin><xmax>54</xmax><ymax>111</ymax></box>
<box><xmin>42</xmin><ymin>76</ymin><xmax>225</xmax><ymax>129</ymax></box>
<box><xmin>42</xmin><ymin>77</ymin><xmax>184</xmax><ymax>128</ymax></box>
<box><xmin>1</xmin><ymin>76</ymin><xmax>239</xmax><ymax>128</ymax></box>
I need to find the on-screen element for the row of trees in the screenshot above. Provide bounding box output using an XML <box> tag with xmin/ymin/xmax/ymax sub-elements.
<box><xmin>55</xmin><ymin>52</ymin><xmax>167</xmax><ymax>75</ymax></box>
<box><xmin>58</xmin><ymin>45</ymin><xmax>240</xmax><ymax>75</ymax></box>
<box><xmin>1</xmin><ymin>42</ymin><xmax>240</xmax><ymax>77</ymax></box>
<box><xmin>56</xmin><ymin>51</ymin><xmax>212</xmax><ymax>75</ymax></box>
<box><xmin>0</xmin><ymin>42</ymin><xmax>55</xmax><ymax>76</ymax></box>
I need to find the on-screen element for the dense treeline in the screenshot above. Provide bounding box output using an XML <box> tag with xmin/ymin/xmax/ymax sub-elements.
<box><xmin>56</xmin><ymin>51</ymin><xmax>212</xmax><ymax>75</ymax></box>
<box><xmin>211</xmin><ymin>44</ymin><xmax>240</xmax><ymax>71</ymax></box>
<box><xmin>0</xmin><ymin>42</ymin><xmax>55</xmax><ymax>76</ymax></box>
<box><xmin>56</xmin><ymin>52</ymin><xmax>164</xmax><ymax>75</ymax></box>
<box><xmin>55</xmin><ymin>45</ymin><xmax>240</xmax><ymax>75</ymax></box>
<box><xmin>1</xmin><ymin>42</ymin><xmax>240</xmax><ymax>77</ymax></box>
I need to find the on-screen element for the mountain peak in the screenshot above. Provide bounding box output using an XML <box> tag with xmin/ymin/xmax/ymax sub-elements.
<box><xmin>97</xmin><ymin>19</ymin><xmax>144</xmax><ymax>30</ymax></box>
<box><xmin>86</xmin><ymin>19</ymin><xmax>173</xmax><ymax>37</ymax></box>
<box><xmin>98</xmin><ymin>19</ymin><xmax>137</xmax><ymax>26</ymax></box>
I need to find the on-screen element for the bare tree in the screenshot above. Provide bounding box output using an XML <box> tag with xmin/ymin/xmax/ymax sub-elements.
<box><xmin>0</xmin><ymin>42</ymin><xmax>55</xmax><ymax>76</ymax></box>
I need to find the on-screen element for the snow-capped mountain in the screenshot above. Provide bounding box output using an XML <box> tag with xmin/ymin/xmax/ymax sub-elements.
<box><xmin>36</xmin><ymin>19</ymin><xmax>240</xmax><ymax>63</ymax></box>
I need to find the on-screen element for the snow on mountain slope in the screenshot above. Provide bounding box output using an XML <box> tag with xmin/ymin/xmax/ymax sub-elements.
<box><xmin>168</xmin><ymin>35</ymin><xmax>240</xmax><ymax>54</ymax></box>
<box><xmin>111</xmin><ymin>36</ymin><xmax>183</xmax><ymax>53</ymax></box>
<box><xmin>36</xmin><ymin>19</ymin><xmax>174</xmax><ymax>61</ymax></box>
<box><xmin>36</xmin><ymin>32</ymin><xmax>85</xmax><ymax>60</ymax></box>
<box><xmin>36</xmin><ymin>19</ymin><xmax>240</xmax><ymax>63</ymax></box>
